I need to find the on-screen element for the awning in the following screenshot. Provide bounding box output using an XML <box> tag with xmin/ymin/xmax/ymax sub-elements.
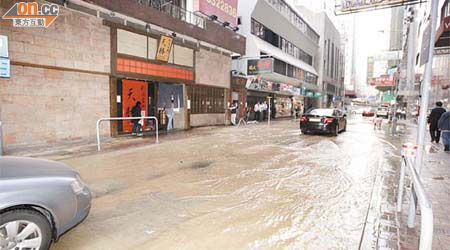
<box><xmin>252</xmin><ymin>36</ymin><xmax>319</xmax><ymax>76</ymax></box>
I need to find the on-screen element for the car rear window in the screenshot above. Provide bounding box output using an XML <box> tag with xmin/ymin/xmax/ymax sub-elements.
<box><xmin>307</xmin><ymin>109</ymin><xmax>334</xmax><ymax>116</ymax></box>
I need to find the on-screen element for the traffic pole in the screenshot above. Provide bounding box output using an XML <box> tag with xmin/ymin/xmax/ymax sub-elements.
<box><xmin>414</xmin><ymin>0</ymin><xmax>440</xmax><ymax>174</ymax></box>
<box><xmin>405</xmin><ymin>7</ymin><xmax>417</xmax><ymax>122</ymax></box>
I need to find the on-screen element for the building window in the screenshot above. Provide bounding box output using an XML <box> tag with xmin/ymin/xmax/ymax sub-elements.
<box><xmin>274</xmin><ymin>59</ymin><xmax>287</xmax><ymax>75</ymax></box>
<box><xmin>251</xmin><ymin>19</ymin><xmax>314</xmax><ymax>66</ymax></box>
<box><xmin>189</xmin><ymin>85</ymin><xmax>225</xmax><ymax>114</ymax></box>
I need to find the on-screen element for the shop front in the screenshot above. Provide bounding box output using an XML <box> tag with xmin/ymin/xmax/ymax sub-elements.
<box><xmin>231</xmin><ymin>75</ymin><xmax>248</xmax><ymax>119</ymax></box>
<box><xmin>246</xmin><ymin>77</ymin><xmax>303</xmax><ymax>119</ymax></box>
<box><xmin>109</xmin><ymin>26</ymin><xmax>195</xmax><ymax>135</ymax></box>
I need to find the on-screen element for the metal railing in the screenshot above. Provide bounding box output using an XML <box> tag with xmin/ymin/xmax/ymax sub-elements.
<box><xmin>397</xmin><ymin>147</ymin><xmax>433</xmax><ymax>250</ymax></box>
<box><xmin>0</xmin><ymin>121</ymin><xmax>3</xmax><ymax>157</ymax></box>
<box><xmin>96</xmin><ymin>117</ymin><xmax>159</xmax><ymax>152</ymax></box>
<box><xmin>138</xmin><ymin>0</ymin><xmax>206</xmax><ymax>29</ymax></box>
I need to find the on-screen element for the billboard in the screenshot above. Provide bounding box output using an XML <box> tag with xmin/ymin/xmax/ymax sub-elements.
<box><xmin>196</xmin><ymin>0</ymin><xmax>238</xmax><ymax>27</ymax></box>
<box><xmin>368</xmin><ymin>75</ymin><xmax>395</xmax><ymax>87</ymax></box>
<box><xmin>247</xmin><ymin>58</ymin><xmax>273</xmax><ymax>75</ymax></box>
<box><xmin>336</xmin><ymin>0</ymin><xmax>423</xmax><ymax>14</ymax></box>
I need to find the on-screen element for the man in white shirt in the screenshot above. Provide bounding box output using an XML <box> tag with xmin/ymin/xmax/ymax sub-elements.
<box><xmin>262</xmin><ymin>101</ymin><xmax>268</xmax><ymax>121</ymax></box>
<box><xmin>254</xmin><ymin>102</ymin><xmax>260</xmax><ymax>121</ymax></box>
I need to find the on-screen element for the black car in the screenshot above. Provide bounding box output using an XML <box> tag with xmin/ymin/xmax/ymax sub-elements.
<box><xmin>300</xmin><ymin>108</ymin><xmax>347</xmax><ymax>136</ymax></box>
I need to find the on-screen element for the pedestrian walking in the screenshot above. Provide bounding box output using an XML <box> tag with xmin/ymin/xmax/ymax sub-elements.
<box><xmin>428</xmin><ymin>101</ymin><xmax>446</xmax><ymax>143</ymax></box>
<box><xmin>254</xmin><ymin>102</ymin><xmax>260</xmax><ymax>121</ymax></box>
<box><xmin>166</xmin><ymin>106</ymin><xmax>174</xmax><ymax>131</ymax></box>
<box><xmin>295</xmin><ymin>106</ymin><xmax>300</xmax><ymax>119</ymax></box>
<box><xmin>131</xmin><ymin>102</ymin><xmax>142</xmax><ymax>136</ymax></box>
<box><xmin>438</xmin><ymin>111</ymin><xmax>450</xmax><ymax>152</ymax></box>
<box><xmin>230</xmin><ymin>102</ymin><xmax>238</xmax><ymax>126</ymax></box>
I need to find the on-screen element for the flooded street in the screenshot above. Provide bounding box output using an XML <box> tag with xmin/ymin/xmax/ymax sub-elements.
<box><xmin>50</xmin><ymin>118</ymin><xmax>399</xmax><ymax>250</ymax></box>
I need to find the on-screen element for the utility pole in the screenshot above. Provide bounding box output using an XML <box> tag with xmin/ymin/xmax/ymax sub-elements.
<box><xmin>415</xmin><ymin>0</ymin><xmax>440</xmax><ymax>174</ymax></box>
<box><xmin>405</xmin><ymin>7</ymin><xmax>417</xmax><ymax>122</ymax></box>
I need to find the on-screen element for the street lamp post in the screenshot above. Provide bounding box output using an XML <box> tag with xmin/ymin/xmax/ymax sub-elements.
<box><xmin>415</xmin><ymin>0</ymin><xmax>440</xmax><ymax>175</ymax></box>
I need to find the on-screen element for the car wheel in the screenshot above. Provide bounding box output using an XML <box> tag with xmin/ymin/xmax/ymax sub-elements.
<box><xmin>302</xmin><ymin>130</ymin><xmax>308</xmax><ymax>135</ymax></box>
<box><xmin>333</xmin><ymin>125</ymin><xmax>339</xmax><ymax>136</ymax></box>
<box><xmin>0</xmin><ymin>209</ymin><xmax>53</xmax><ymax>250</ymax></box>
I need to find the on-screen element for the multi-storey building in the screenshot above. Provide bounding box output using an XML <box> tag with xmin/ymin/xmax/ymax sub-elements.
<box><xmin>0</xmin><ymin>0</ymin><xmax>246</xmax><ymax>151</ymax></box>
<box><xmin>414</xmin><ymin>0</ymin><xmax>450</xmax><ymax>109</ymax></box>
<box><xmin>232</xmin><ymin>0</ymin><xmax>320</xmax><ymax>118</ymax></box>
<box><xmin>295</xmin><ymin>6</ymin><xmax>345</xmax><ymax>108</ymax></box>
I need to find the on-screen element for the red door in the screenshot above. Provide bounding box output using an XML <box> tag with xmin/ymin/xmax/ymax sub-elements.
<box><xmin>122</xmin><ymin>80</ymin><xmax>148</xmax><ymax>133</ymax></box>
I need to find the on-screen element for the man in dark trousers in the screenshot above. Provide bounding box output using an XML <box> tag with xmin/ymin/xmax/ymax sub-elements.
<box><xmin>131</xmin><ymin>101</ymin><xmax>142</xmax><ymax>136</ymax></box>
<box><xmin>428</xmin><ymin>101</ymin><xmax>446</xmax><ymax>143</ymax></box>
<box><xmin>438</xmin><ymin>111</ymin><xmax>450</xmax><ymax>152</ymax></box>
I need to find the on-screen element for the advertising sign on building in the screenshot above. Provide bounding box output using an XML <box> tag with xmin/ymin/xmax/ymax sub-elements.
<box><xmin>420</xmin><ymin>23</ymin><xmax>431</xmax><ymax>66</ymax></box>
<box><xmin>368</xmin><ymin>75</ymin><xmax>395</xmax><ymax>87</ymax></box>
<box><xmin>0</xmin><ymin>58</ymin><xmax>10</xmax><ymax>78</ymax></box>
<box><xmin>196</xmin><ymin>0</ymin><xmax>238</xmax><ymax>26</ymax></box>
<box><xmin>0</xmin><ymin>35</ymin><xmax>8</xmax><ymax>58</ymax></box>
<box><xmin>338</xmin><ymin>0</ymin><xmax>420</xmax><ymax>14</ymax></box>
<box><xmin>156</xmin><ymin>35</ymin><xmax>174</xmax><ymax>62</ymax></box>
<box><xmin>247</xmin><ymin>58</ymin><xmax>274</xmax><ymax>75</ymax></box>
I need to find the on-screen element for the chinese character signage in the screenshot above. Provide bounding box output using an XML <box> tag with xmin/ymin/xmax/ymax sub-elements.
<box><xmin>156</xmin><ymin>35</ymin><xmax>174</xmax><ymax>62</ymax></box>
<box><xmin>338</xmin><ymin>0</ymin><xmax>419</xmax><ymax>14</ymax></box>
<box><xmin>368</xmin><ymin>75</ymin><xmax>394</xmax><ymax>87</ymax></box>
<box><xmin>2</xmin><ymin>2</ymin><xmax>59</xmax><ymax>28</ymax></box>
<box><xmin>247</xmin><ymin>58</ymin><xmax>274</xmax><ymax>75</ymax></box>
<box><xmin>247</xmin><ymin>78</ymin><xmax>302</xmax><ymax>96</ymax></box>
<box><xmin>197</xmin><ymin>0</ymin><xmax>238</xmax><ymax>27</ymax></box>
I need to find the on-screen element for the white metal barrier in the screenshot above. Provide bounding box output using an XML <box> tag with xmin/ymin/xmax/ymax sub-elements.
<box><xmin>96</xmin><ymin>117</ymin><xmax>159</xmax><ymax>152</ymax></box>
<box><xmin>397</xmin><ymin>144</ymin><xmax>433</xmax><ymax>250</ymax></box>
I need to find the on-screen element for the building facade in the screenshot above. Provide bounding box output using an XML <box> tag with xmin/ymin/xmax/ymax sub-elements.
<box><xmin>232</xmin><ymin>0</ymin><xmax>321</xmax><ymax>119</ymax></box>
<box><xmin>414</xmin><ymin>0</ymin><xmax>450</xmax><ymax>110</ymax></box>
<box><xmin>0</xmin><ymin>0</ymin><xmax>245</xmax><ymax>151</ymax></box>
<box><xmin>295</xmin><ymin>7</ymin><xmax>345</xmax><ymax>108</ymax></box>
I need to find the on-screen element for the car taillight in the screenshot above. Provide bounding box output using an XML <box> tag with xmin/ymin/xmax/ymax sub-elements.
<box><xmin>300</xmin><ymin>117</ymin><xmax>309</xmax><ymax>122</ymax></box>
<box><xmin>324</xmin><ymin>118</ymin><xmax>334</xmax><ymax>123</ymax></box>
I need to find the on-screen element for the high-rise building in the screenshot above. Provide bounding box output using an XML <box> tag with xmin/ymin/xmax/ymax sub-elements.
<box><xmin>233</xmin><ymin>0</ymin><xmax>322</xmax><ymax>115</ymax></box>
<box><xmin>295</xmin><ymin>6</ymin><xmax>345</xmax><ymax>108</ymax></box>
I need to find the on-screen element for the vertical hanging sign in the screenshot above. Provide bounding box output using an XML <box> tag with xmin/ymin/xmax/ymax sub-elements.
<box><xmin>156</xmin><ymin>35</ymin><xmax>174</xmax><ymax>62</ymax></box>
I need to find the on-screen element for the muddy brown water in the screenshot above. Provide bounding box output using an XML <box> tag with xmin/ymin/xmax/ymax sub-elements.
<box><xmin>50</xmin><ymin>118</ymin><xmax>398</xmax><ymax>250</ymax></box>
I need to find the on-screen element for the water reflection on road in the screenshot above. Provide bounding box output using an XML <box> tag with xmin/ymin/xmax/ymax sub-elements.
<box><xmin>51</xmin><ymin>117</ymin><xmax>398</xmax><ymax>250</ymax></box>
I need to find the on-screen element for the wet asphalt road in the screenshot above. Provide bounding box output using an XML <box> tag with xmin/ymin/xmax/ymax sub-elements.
<box><xmin>50</xmin><ymin>117</ymin><xmax>399</xmax><ymax>250</ymax></box>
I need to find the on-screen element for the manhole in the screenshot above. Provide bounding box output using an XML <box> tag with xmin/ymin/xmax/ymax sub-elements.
<box><xmin>432</xmin><ymin>176</ymin><xmax>445</xmax><ymax>180</ymax></box>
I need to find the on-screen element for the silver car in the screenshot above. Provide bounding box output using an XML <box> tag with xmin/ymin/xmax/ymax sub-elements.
<box><xmin>0</xmin><ymin>157</ymin><xmax>91</xmax><ymax>250</ymax></box>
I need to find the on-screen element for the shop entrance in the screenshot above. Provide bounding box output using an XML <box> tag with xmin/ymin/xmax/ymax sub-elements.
<box><xmin>117</xmin><ymin>79</ymin><xmax>157</xmax><ymax>134</ymax></box>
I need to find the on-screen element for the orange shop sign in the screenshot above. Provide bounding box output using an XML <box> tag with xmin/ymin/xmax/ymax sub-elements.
<box><xmin>117</xmin><ymin>58</ymin><xmax>194</xmax><ymax>81</ymax></box>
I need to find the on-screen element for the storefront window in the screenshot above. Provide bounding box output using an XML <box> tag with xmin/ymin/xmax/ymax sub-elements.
<box><xmin>189</xmin><ymin>85</ymin><xmax>225</xmax><ymax>114</ymax></box>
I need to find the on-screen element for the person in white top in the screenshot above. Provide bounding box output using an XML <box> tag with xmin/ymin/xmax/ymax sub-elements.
<box><xmin>254</xmin><ymin>102</ymin><xmax>260</xmax><ymax>121</ymax></box>
<box><xmin>262</xmin><ymin>101</ymin><xmax>268</xmax><ymax>121</ymax></box>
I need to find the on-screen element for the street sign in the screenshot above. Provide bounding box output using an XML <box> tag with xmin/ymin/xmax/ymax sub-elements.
<box><xmin>335</xmin><ymin>0</ymin><xmax>423</xmax><ymax>15</ymax></box>
<box><xmin>0</xmin><ymin>58</ymin><xmax>10</xmax><ymax>78</ymax></box>
<box><xmin>420</xmin><ymin>23</ymin><xmax>431</xmax><ymax>66</ymax></box>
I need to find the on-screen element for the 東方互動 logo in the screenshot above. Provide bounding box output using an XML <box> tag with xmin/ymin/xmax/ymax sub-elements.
<box><xmin>2</xmin><ymin>2</ymin><xmax>59</xmax><ymax>28</ymax></box>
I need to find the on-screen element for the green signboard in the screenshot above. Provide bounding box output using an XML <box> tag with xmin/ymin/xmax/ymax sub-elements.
<box><xmin>304</xmin><ymin>90</ymin><xmax>322</xmax><ymax>98</ymax></box>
